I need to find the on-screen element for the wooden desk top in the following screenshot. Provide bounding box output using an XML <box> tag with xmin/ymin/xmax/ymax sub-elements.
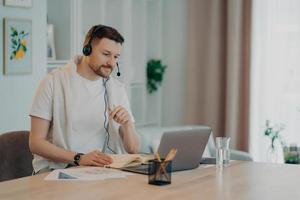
<box><xmin>1</xmin><ymin>161</ymin><xmax>300</xmax><ymax>200</ymax></box>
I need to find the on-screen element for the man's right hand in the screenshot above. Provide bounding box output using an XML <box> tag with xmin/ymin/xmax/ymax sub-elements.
<box><xmin>79</xmin><ymin>150</ymin><xmax>113</xmax><ymax>166</ymax></box>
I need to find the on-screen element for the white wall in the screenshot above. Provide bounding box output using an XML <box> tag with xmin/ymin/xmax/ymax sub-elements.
<box><xmin>47</xmin><ymin>0</ymin><xmax>70</xmax><ymax>60</ymax></box>
<box><xmin>0</xmin><ymin>0</ymin><xmax>47</xmax><ymax>133</ymax></box>
<box><xmin>161</xmin><ymin>0</ymin><xmax>188</xmax><ymax>126</ymax></box>
<box><xmin>0</xmin><ymin>0</ymin><xmax>187</xmax><ymax>133</ymax></box>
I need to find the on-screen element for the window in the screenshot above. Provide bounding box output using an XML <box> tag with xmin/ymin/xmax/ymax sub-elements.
<box><xmin>250</xmin><ymin>0</ymin><xmax>300</xmax><ymax>161</ymax></box>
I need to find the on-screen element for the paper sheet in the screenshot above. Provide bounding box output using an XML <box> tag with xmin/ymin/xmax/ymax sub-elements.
<box><xmin>45</xmin><ymin>167</ymin><xmax>134</xmax><ymax>181</ymax></box>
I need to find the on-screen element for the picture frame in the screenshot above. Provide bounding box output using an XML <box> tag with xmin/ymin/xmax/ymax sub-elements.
<box><xmin>3</xmin><ymin>18</ymin><xmax>32</xmax><ymax>75</ymax></box>
<box><xmin>4</xmin><ymin>0</ymin><xmax>32</xmax><ymax>8</ymax></box>
<box><xmin>47</xmin><ymin>24</ymin><xmax>56</xmax><ymax>60</ymax></box>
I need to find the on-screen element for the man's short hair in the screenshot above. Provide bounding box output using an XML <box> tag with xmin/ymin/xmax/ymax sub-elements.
<box><xmin>83</xmin><ymin>25</ymin><xmax>124</xmax><ymax>47</ymax></box>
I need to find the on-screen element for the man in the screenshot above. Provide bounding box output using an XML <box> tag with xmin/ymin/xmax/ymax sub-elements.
<box><xmin>29</xmin><ymin>25</ymin><xmax>140</xmax><ymax>174</ymax></box>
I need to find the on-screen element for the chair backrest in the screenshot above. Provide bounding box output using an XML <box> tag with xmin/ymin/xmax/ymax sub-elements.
<box><xmin>0</xmin><ymin>130</ymin><xmax>33</xmax><ymax>182</ymax></box>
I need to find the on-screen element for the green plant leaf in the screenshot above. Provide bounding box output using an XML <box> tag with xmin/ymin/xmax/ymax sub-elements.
<box><xmin>147</xmin><ymin>59</ymin><xmax>167</xmax><ymax>93</ymax></box>
<box><xmin>12</xmin><ymin>39</ymin><xmax>18</xmax><ymax>46</ymax></box>
<box><xmin>263</xmin><ymin>120</ymin><xmax>285</xmax><ymax>149</ymax></box>
<box><xmin>10</xmin><ymin>29</ymin><xmax>18</xmax><ymax>37</ymax></box>
<box><xmin>21</xmin><ymin>45</ymin><xmax>27</xmax><ymax>52</ymax></box>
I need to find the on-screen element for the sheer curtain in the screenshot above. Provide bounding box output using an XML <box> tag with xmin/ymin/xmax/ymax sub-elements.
<box><xmin>250</xmin><ymin>0</ymin><xmax>300</xmax><ymax>161</ymax></box>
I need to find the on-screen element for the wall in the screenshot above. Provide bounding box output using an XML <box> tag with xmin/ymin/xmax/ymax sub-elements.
<box><xmin>47</xmin><ymin>0</ymin><xmax>70</xmax><ymax>60</ymax></box>
<box><xmin>161</xmin><ymin>0</ymin><xmax>188</xmax><ymax>126</ymax></box>
<box><xmin>0</xmin><ymin>0</ymin><xmax>47</xmax><ymax>133</ymax></box>
<box><xmin>0</xmin><ymin>0</ymin><xmax>187</xmax><ymax>133</ymax></box>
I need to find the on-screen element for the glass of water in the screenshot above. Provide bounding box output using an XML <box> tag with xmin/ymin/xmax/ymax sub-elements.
<box><xmin>216</xmin><ymin>137</ymin><xmax>231</xmax><ymax>168</ymax></box>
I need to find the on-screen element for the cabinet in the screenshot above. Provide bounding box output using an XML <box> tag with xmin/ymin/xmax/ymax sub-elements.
<box><xmin>47</xmin><ymin>0</ymin><xmax>162</xmax><ymax>126</ymax></box>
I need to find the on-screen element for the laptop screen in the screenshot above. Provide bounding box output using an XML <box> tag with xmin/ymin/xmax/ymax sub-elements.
<box><xmin>158</xmin><ymin>126</ymin><xmax>211</xmax><ymax>171</ymax></box>
<box><xmin>122</xmin><ymin>126</ymin><xmax>211</xmax><ymax>174</ymax></box>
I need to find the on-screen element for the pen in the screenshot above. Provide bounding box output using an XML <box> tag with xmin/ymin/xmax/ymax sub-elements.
<box><xmin>155</xmin><ymin>151</ymin><xmax>162</xmax><ymax>162</ymax></box>
<box><xmin>164</xmin><ymin>148</ymin><xmax>177</xmax><ymax>161</ymax></box>
<box><xmin>155</xmin><ymin>148</ymin><xmax>177</xmax><ymax>180</ymax></box>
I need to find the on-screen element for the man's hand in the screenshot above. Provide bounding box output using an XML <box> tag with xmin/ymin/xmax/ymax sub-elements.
<box><xmin>79</xmin><ymin>150</ymin><xmax>113</xmax><ymax>166</ymax></box>
<box><xmin>109</xmin><ymin>105</ymin><xmax>140</xmax><ymax>153</ymax></box>
<box><xmin>109</xmin><ymin>105</ymin><xmax>132</xmax><ymax>126</ymax></box>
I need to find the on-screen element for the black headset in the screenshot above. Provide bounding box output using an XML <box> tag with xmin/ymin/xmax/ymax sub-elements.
<box><xmin>82</xmin><ymin>25</ymin><xmax>103</xmax><ymax>56</ymax></box>
<box><xmin>83</xmin><ymin>25</ymin><xmax>121</xmax><ymax>76</ymax></box>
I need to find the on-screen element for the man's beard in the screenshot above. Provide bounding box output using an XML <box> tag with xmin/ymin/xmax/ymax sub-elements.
<box><xmin>88</xmin><ymin>63</ymin><xmax>112</xmax><ymax>78</ymax></box>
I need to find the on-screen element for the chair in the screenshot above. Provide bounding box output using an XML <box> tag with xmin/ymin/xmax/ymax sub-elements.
<box><xmin>0</xmin><ymin>130</ymin><xmax>33</xmax><ymax>182</ymax></box>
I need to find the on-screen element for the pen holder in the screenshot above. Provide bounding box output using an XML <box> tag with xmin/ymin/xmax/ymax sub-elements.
<box><xmin>148</xmin><ymin>159</ymin><xmax>172</xmax><ymax>186</ymax></box>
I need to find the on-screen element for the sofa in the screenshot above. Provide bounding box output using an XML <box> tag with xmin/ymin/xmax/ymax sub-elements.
<box><xmin>136</xmin><ymin>125</ymin><xmax>253</xmax><ymax>161</ymax></box>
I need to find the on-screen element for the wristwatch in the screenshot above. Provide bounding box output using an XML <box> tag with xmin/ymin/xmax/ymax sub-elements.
<box><xmin>73</xmin><ymin>153</ymin><xmax>84</xmax><ymax>166</ymax></box>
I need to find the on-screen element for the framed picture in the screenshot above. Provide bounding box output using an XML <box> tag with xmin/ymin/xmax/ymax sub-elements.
<box><xmin>4</xmin><ymin>0</ymin><xmax>32</xmax><ymax>8</ymax></box>
<box><xmin>47</xmin><ymin>24</ymin><xmax>56</xmax><ymax>60</ymax></box>
<box><xmin>3</xmin><ymin>18</ymin><xmax>32</xmax><ymax>75</ymax></box>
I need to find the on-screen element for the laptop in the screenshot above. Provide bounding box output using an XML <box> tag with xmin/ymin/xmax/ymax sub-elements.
<box><xmin>121</xmin><ymin>126</ymin><xmax>211</xmax><ymax>174</ymax></box>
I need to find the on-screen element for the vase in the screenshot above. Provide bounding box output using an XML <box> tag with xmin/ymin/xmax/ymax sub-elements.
<box><xmin>266</xmin><ymin>147</ymin><xmax>279</xmax><ymax>163</ymax></box>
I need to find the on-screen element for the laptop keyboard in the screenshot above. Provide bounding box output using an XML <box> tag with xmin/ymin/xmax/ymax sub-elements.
<box><xmin>122</xmin><ymin>164</ymin><xmax>149</xmax><ymax>175</ymax></box>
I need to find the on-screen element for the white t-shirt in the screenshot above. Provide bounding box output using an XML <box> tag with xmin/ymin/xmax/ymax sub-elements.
<box><xmin>30</xmin><ymin>55</ymin><xmax>134</xmax><ymax>171</ymax></box>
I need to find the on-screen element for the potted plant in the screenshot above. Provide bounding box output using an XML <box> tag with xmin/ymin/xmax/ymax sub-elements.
<box><xmin>263</xmin><ymin>120</ymin><xmax>285</xmax><ymax>162</ymax></box>
<box><xmin>283</xmin><ymin>144</ymin><xmax>300</xmax><ymax>164</ymax></box>
<box><xmin>147</xmin><ymin>59</ymin><xmax>167</xmax><ymax>94</ymax></box>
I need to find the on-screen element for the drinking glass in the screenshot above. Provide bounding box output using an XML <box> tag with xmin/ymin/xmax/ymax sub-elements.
<box><xmin>216</xmin><ymin>137</ymin><xmax>231</xmax><ymax>168</ymax></box>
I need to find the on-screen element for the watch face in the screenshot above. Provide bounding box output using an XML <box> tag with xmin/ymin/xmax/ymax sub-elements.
<box><xmin>74</xmin><ymin>153</ymin><xmax>83</xmax><ymax>165</ymax></box>
<box><xmin>75</xmin><ymin>154</ymin><xmax>81</xmax><ymax>161</ymax></box>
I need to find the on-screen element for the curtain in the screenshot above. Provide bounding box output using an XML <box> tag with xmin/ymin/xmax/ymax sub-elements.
<box><xmin>186</xmin><ymin>0</ymin><xmax>252</xmax><ymax>151</ymax></box>
<box><xmin>250</xmin><ymin>0</ymin><xmax>300</xmax><ymax>161</ymax></box>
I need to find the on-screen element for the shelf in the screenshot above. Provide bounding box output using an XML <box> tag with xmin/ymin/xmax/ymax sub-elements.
<box><xmin>47</xmin><ymin>60</ymin><xmax>69</xmax><ymax>65</ymax></box>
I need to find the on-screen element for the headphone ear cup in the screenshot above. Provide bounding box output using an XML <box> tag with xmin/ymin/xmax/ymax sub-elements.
<box><xmin>82</xmin><ymin>44</ymin><xmax>92</xmax><ymax>56</ymax></box>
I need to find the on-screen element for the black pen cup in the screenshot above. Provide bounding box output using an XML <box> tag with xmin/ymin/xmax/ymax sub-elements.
<box><xmin>148</xmin><ymin>159</ymin><xmax>172</xmax><ymax>186</ymax></box>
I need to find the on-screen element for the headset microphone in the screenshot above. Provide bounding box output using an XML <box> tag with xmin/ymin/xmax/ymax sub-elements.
<box><xmin>116</xmin><ymin>62</ymin><xmax>121</xmax><ymax>76</ymax></box>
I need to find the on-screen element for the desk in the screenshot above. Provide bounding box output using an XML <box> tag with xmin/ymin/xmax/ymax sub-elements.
<box><xmin>0</xmin><ymin>161</ymin><xmax>300</xmax><ymax>200</ymax></box>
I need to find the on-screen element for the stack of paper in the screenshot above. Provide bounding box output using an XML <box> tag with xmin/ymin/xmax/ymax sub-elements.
<box><xmin>44</xmin><ymin>167</ymin><xmax>133</xmax><ymax>181</ymax></box>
